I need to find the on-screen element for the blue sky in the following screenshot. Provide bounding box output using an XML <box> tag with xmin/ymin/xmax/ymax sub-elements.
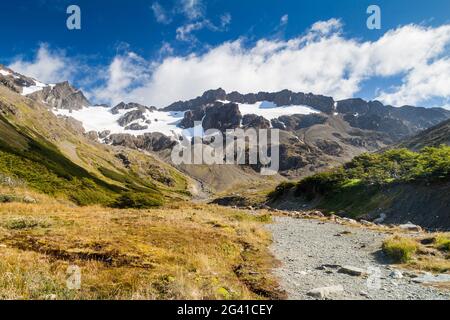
<box><xmin>1</xmin><ymin>0</ymin><xmax>450</xmax><ymax>108</ymax></box>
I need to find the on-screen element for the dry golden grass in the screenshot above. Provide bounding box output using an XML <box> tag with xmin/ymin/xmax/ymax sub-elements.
<box><xmin>383</xmin><ymin>233</ymin><xmax>450</xmax><ymax>273</ymax></box>
<box><xmin>0</xmin><ymin>200</ymin><xmax>284</xmax><ymax>300</ymax></box>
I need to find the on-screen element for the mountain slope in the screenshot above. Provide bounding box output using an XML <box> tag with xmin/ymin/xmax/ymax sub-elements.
<box><xmin>397</xmin><ymin>118</ymin><xmax>450</xmax><ymax>151</ymax></box>
<box><xmin>0</xmin><ymin>84</ymin><xmax>190</xmax><ymax>206</ymax></box>
<box><xmin>268</xmin><ymin>146</ymin><xmax>450</xmax><ymax>229</ymax></box>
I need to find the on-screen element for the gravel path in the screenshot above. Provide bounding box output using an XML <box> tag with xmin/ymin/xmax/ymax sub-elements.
<box><xmin>268</xmin><ymin>216</ymin><xmax>450</xmax><ymax>300</ymax></box>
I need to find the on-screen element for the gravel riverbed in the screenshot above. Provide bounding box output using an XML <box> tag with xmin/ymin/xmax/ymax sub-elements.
<box><xmin>268</xmin><ymin>216</ymin><xmax>450</xmax><ymax>300</ymax></box>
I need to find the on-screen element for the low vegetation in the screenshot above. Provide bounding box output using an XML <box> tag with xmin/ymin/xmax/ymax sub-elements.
<box><xmin>383</xmin><ymin>234</ymin><xmax>450</xmax><ymax>273</ymax></box>
<box><xmin>382</xmin><ymin>236</ymin><xmax>419</xmax><ymax>263</ymax></box>
<box><xmin>0</xmin><ymin>198</ymin><xmax>283</xmax><ymax>300</ymax></box>
<box><xmin>269</xmin><ymin>146</ymin><xmax>450</xmax><ymax>216</ymax></box>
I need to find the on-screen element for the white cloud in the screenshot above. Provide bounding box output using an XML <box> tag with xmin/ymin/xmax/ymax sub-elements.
<box><xmin>9</xmin><ymin>44</ymin><xmax>74</xmax><ymax>84</ymax></box>
<box><xmin>221</xmin><ymin>13</ymin><xmax>232</xmax><ymax>27</ymax></box>
<box><xmin>176</xmin><ymin>21</ymin><xmax>206</xmax><ymax>41</ymax></box>
<box><xmin>280</xmin><ymin>14</ymin><xmax>289</xmax><ymax>26</ymax></box>
<box><xmin>179</xmin><ymin>0</ymin><xmax>204</xmax><ymax>20</ymax></box>
<box><xmin>13</xmin><ymin>21</ymin><xmax>450</xmax><ymax>110</ymax></box>
<box><xmin>378</xmin><ymin>58</ymin><xmax>450</xmax><ymax>106</ymax></box>
<box><xmin>310</xmin><ymin>18</ymin><xmax>342</xmax><ymax>36</ymax></box>
<box><xmin>176</xmin><ymin>14</ymin><xmax>231</xmax><ymax>42</ymax></box>
<box><xmin>151</xmin><ymin>2</ymin><xmax>171</xmax><ymax>24</ymax></box>
<box><xmin>91</xmin><ymin>20</ymin><xmax>450</xmax><ymax>108</ymax></box>
<box><xmin>91</xmin><ymin>52</ymin><xmax>151</xmax><ymax>105</ymax></box>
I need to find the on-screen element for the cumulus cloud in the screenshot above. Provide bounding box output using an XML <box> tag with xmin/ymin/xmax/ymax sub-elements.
<box><xmin>12</xmin><ymin>20</ymin><xmax>450</xmax><ymax>109</ymax></box>
<box><xmin>91</xmin><ymin>20</ymin><xmax>450</xmax><ymax>108</ymax></box>
<box><xmin>91</xmin><ymin>52</ymin><xmax>152</xmax><ymax>105</ymax></box>
<box><xmin>9</xmin><ymin>44</ymin><xmax>74</xmax><ymax>84</ymax></box>
<box><xmin>176</xmin><ymin>21</ymin><xmax>206</xmax><ymax>41</ymax></box>
<box><xmin>310</xmin><ymin>18</ymin><xmax>342</xmax><ymax>35</ymax></box>
<box><xmin>151</xmin><ymin>2</ymin><xmax>171</xmax><ymax>24</ymax></box>
<box><xmin>178</xmin><ymin>0</ymin><xmax>204</xmax><ymax>20</ymax></box>
<box><xmin>176</xmin><ymin>13</ymin><xmax>231</xmax><ymax>42</ymax></box>
<box><xmin>378</xmin><ymin>58</ymin><xmax>450</xmax><ymax>106</ymax></box>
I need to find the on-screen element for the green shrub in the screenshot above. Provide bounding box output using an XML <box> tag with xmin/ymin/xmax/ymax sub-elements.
<box><xmin>3</xmin><ymin>217</ymin><xmax>52</xmax><ymax>230</ymax></box>
<box><xmin>0</xmin><ymin>194</ymin><xmax>18</xmax><ymax>203</ymax></box>
<box><xmin>113</xmin><ymin>192</ymin><xmax>163</xmax><ymax>209</ymax></box>
<box><xmin>382</xmin><ymin>236</ymin><xmax>419</xmax><ymax>263</ymax></box>
<box><xmin>434</xmin><ymin>234</ymin><xmax>450</xmax><ymax>252</ymax></box>
<box><xmin>267</xmin><ymin>181</ymin><xmax>296</xmax><ymax>200</ymax></box>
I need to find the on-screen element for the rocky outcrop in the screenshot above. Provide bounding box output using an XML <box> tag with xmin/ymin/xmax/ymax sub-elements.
<box><xmin>60</xmin><ymin>116</ymin><xmax>85</xmax><ymax>135</ymax></box>
<box><xmin>125</xmin><ymin>123</ymin><xmax>149</xmax><ymax>131</ymax></box>
<box><xmin>337</xmin><ymin>99</ymin><xmax>450</xmax><ymax>141</ymax></box>
<box><xmin>202</xmin><ymin>102</ymin><xmax>242</xmax><ymax>132</ymax></box>
<box><xmin>179</xmin><ymin>107</ymin><xmax>206</xmax><ymax>129</ymax></box>
<box><xmin>111</xmin><ymin>102</ymin><xmax>156</xmax><ymax>115</ymax></box>
<box><xmin>30</xmin><ymin>81</ymin><xmax>91</xmax><ymax>111</ymax></box>
<box><xmin>98</xmin><ymin>130</ymin><xmax>111</xmax><ymax>139</ymax></box>
<box><xmin>118</xmin><ymin>110</ymin><xmax>146</xmax><ymax>127</ymax></box>
<box><xmin>0</xmin><ymin>66</ymin><xmax>36</xmax><ymax>93</ymax></box>
<box><xmin>105</xmin><ymin>132</ymin><xmax>175</xmax><ymax>152</ymax></box>
<box><xmin>115</xmin><ymin>104</ymin><xmax>157</xmax><ymax>128</ymax></box>
<box><xmin>242</xmin><ymin>114</ymin><xmax>271</xmax><ymax>129</ymax></box>
<box><xmin>85</xmin><ymin>131</ymin><xmax>99</xmax><ymax>141</ymax></box>
<box><xmin>164</xmin><ymin>88</ymin><xmax>334</xmax><ymax>114</ymax></box>
<box><xmin>315</xmin><ymin>140</ymin><xmax>343</xmax><ymax>156</ymax></box>
<box><xmin>275</xmin><ymin>114</ymin><xmax>328</xmax><ymax>131</ymax></box>
<box><xmin>397</xmin><ymin>118</ymin><xmax>450</xmax><ymax>151</ymax></box>
<box><xmin>165</xmin><ymin>88</ymin><xmax>227</xmax><ymax>112</ymax></box>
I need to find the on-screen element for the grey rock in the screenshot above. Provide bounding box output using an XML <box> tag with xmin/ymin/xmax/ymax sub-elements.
<box><xmin>398</xmin><ymin>223</ymin><xmax>423</xmax><ymax>232</ymax></box>
<box><xmin>29</xmin><ymin>81</ymin><xmax>90</xmax><ymax>111</ymax></box>
<box><xmin>374</xmin><ymin>213</ymin><xmax>387</xmax><ymax>224</ymax></box>
<box><xmin>389</xmin><ymin>270</ymin><xmax>403</xmax><ymax>279</ymax></box>
<box><xmin>98</xmin><ymin>130</ymin><xmax>111</xmax><ymax>139</ymax></box>
<box><xmin>85</xmin><ymin>131</ymin><xmax>99</xmax><ymax>141</ymax></box>
<box><xmin>412</xmin><ymin>273</ymin><xmax>450</xmax><ymax>284</ymax></box>
<box><xmin>202</xmin><ymin>102</ymin><xmax>242</xmax><ymax>132</ymax></box>
<box><xmin>338</xmin><ymin>266</ymin><xmax>367</xmax><ymax>276</ymax></box>
<box><xmin>23</xmin><ymin>196</ymin><xmax>37</xmax><ymax>204</ymax></box>
<box><xmin>111</xmin><ymin>102</ymin><xmax>156</xmax><ymax>115</ymax></box>
<box><xmin>307</xmin><ymin>285</ymin><xmax>344</xmax><ymax>299</ymax></box>
<box><xmin>125</xmin><ymin>123</ymin><xmax>148</xmax><ymax>131</ymax></box>
<box><xmin>242</xmin><ymin>114</ymin><xmax>271</xmax><ymax>129</ymax></box>
<box><xmin>118</xmin><ymin>110</ymin><xmax>147</xmax><ymax>127</ymax></box>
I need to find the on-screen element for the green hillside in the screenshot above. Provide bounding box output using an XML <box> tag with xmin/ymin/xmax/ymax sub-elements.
<box><xmin>0</xmin><ymin>87</ymin><xmax>189</xmax><ymax>207</ymax></box>
<box><xmin>269</xmin><ymin>146</ymin><xmax>450</xmax><ymax>219</ymax></box>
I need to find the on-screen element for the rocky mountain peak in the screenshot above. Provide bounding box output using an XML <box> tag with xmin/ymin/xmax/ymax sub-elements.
<box><xmin>29</xmin><ymin>81</ymin><xmax>91</xmax><ymax>111</ymax></box>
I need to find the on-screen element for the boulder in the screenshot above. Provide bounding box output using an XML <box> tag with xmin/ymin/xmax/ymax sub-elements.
<box><xmin>23</xmin><ymin>196</ymin><xmax>37</xmax><ymax>204</ymax></box>
<box><xmin>338</xmin><ymin>266</ymin><xmax>367</xmax><ymax>276</ymax></box>
<box><xmin>389</xmin><ymin>270</ymin><xmax>403</xmax><ymax>279</ymax></box>
<box><xmin>399</xmin><ymin>223</ymin><xmax>423</xmax><ymax>232</ymax></box>
<box><xmin>307</xmin><ymin>285</ymin><xmax>344</xmax><ymax>299</ymax></box>
<box><xmin>374</xmin><ymin>213</ymin><xmax>387</xmax><ymax>224</ymax></box>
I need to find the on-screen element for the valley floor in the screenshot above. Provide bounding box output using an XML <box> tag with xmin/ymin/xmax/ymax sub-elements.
<box><xmin>0</xmin><ymin>201</ymin><xmax>282</xmax><ymax>300</ymax></box>
<box><xmin>268</xmin><ymin>216</ymin><xmax>450</xmax><ymax>300</ymax></box>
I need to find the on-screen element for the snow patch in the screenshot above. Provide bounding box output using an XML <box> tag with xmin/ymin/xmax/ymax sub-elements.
<box><xmin>52</xmin><ymin>106</ymin><xmax>196</xmax><ymax>138</ymax></box>
<box><xmin>0</xmin><ymin>69</ymin><xmax>11</xmax><ymax>76</ymax></box>
<box><xmin>237</xmin><ymin>101</ymin><xmax>319</xmax><ymax>119</ymax></box>
<box><xmin>21</xmin><ymin>80</ymin><xmax>48</xmax><ymax>96</ymax></box>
